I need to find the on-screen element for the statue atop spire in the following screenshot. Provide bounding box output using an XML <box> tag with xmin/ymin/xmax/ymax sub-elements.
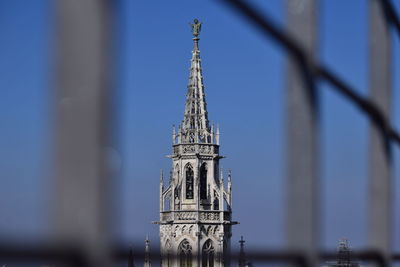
<box><xmin>190</xmin><ymin>18</ymin><xmax>202</xmax><ymax>37</ymax></box>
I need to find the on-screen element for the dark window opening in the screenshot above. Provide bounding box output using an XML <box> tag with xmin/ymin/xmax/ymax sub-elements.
<box><xmin>179</xmin><ymin>239</ymin><xmax>193</xmax><ymax>267</ymax></box>
<box><xmin>186</xmin><ymin>166</ymin><xmax>194</xmax><ymax>199</ymax></box>
<box><xmin>202</xmin><ymin>239</ymin><xmax>214</xmax><ymax>267</ymax></box>
<box><xmin>200</xmin><ymin>164</ymin><xmax>207</xmax><ymax>200</ymax></box>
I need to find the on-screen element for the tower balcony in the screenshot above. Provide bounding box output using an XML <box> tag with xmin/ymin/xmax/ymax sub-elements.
<box><xmin>172</xmin><ymin>144</ymin><xmax>219</xmax><ymax>156</ymax></box>
<box><xmin>160</xmin><ymin>210</ymin><xmax>232</xmax><ymax>223</ymax></box>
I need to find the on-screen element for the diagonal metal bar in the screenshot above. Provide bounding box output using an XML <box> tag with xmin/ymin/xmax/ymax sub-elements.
<box><xmin>378</xmin><ymin>0</ymin><xmax>400</xmax><ymax>37</ymax></box>
<box><xmin>315</xmin><ymin>68</ymin><xmax>400</xmax><ymax>145</ymax></box>
<box><xmin>219</xmin><ymin>0</ymin><xmax>400</xmax><ymax>148</ymax></box>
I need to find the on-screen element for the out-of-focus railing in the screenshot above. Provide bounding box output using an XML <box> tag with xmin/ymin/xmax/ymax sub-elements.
<box><xmin>219</xmin><ymin>0</ymin><xmax>399</xmax><ymax>266</ymax></box>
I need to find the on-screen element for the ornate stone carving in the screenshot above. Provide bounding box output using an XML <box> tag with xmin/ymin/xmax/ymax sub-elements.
<box><xmin>213</xmin><ymin>226</ymin><xmax>219</xmax><ymax>235</ymax></box>
<box><xmin>199</xmin><ymin>145</ymin><xmax>212</xmax><ymax>154</ymax></box>
<box><xmin>175</xmin><ymin>211</ymin><xmax>197</xmax><ymax>220</ymax></box>
<box><xmin>199</xmin><ymin>211</ymin><xmax>220</xmax><ymax>221</ymax></box>
<box><xmin>206</xmin><ymin>225</ymin><xmax>212</xmax><ymax>236</ymax></box>
<box><xmin>182</xmin><ymin>145</ymin><xmax>196</xmax><ymax>153</ymax></box>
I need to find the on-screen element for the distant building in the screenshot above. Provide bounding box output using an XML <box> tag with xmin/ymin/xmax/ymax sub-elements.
<box><xmin>323</xmin><ymin>239</ymin><xmax>360</xmax><ymax>267</ymax></box>
<box><xmin>155</xmin><ymin>19</ymin><xmax>237</xmax><ymax>267</ymax></box>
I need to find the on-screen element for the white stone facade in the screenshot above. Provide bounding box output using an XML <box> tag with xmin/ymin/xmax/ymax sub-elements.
<box><xmin>157</xmin><ymin>19</ymin><xmax>236</xmax><ymax>267</ymax></box>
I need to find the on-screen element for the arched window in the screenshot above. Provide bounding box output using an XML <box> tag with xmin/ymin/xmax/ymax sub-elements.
<box><xmin>200</xmin><ymin>164</ymin><xmax>207</xmax><ymax>200</ymax></box>
<box><xmin>186</xmin><ymin>165</ymin><xmax>194</xmax><ymax>199</ymax></box>
<box><xmin>202</xmin><ymin>239</ymin><xmax>214</xmax><ymax>267</ymax></box>
<box><xmin>179</xmin><ymin>239</ymin><xmax>193</xmax><ymax>267</ymax></box>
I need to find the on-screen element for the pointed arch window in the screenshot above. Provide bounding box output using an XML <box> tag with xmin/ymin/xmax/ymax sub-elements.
<box><xmin>200</xmin><ymin>163</ymin><xmax>207</xmax><ymax>200</ymax></box>
<box><xmin>186</xmin><ymin>165</ymin><xmax>194</xmax><ymax>199</ymax></box>
<box><xmin>179</xmin><ymin>239</ymin><xmax>193</xmax><ymax>267</ymax></box>
<box><xmin>202</xmin><ymin>239</ymin><xmax>214</xmax><ymax>267</ymax></box>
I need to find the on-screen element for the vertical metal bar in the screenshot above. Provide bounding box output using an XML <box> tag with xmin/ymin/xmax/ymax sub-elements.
<box><xmin>286</xmin><ymin>0</ymin><xmax>319</xmax><ymax>264</ymax></box>
<box><xmin>369</xmin><ymin>0</ymin><xmax>392</xmax><ymax>263</ymax></box>
<box><xmin>54</xmin><ymin>0</ymin><xmax>111</xmax><ymax>266</ymax></box>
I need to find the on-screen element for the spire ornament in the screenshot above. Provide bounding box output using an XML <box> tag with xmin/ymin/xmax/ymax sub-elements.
<box><xmin>190</xmin><ymin>18</ymin><xmax>202</xmax><ymax>37</ymax></box>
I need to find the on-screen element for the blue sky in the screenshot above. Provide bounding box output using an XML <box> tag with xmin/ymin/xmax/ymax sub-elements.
<box><xmin>0</xmin><ymin>0</ymin><xmax>399</xmax><ymax>253</ymax></box>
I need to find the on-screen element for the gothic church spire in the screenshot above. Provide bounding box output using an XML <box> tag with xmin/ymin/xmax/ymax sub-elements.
<box><xmin>179</xmin><ymin>19</ymin><xmax>212</xmax><ymax>144</ymax></box>
<box><xmin>158</xmin><ymin>19</ymin><xmax>236</xmax><ymax>267</ymax></box>
<box><xmin>144</xmin><ymin>236</ymin><xmax>151</xmax><ymax>267</ymax></box>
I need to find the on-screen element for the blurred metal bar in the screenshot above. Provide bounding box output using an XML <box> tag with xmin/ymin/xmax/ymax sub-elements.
<box><xmin>368</xmin><ymin>0</ymin><xmax>392</xmax><ymax>264</ymax></box>
<box><xmin>378</xmin><ymin>0</ymin><xmax>400</xmax><ymax>38</ymax></box>
<box><xmin>286</xmin><ymin>0</ymin><xmax>319</xmax><ymax>265</ymax></box>
<box><xmin>54</xmin><ymin>0</ymin><xmax>111</xmax><ymax>266</ymax></box>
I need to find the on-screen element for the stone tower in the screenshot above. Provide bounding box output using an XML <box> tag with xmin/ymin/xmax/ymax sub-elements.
<box><xmin>157</xmin><ymin>19</ymin><xmax>236</xmax><ymax>267</ymax></box>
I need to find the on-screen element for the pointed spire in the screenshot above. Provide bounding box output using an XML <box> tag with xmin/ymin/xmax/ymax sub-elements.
<box><xmin>180</xmin><ymin>19</ymin><xmax>211</xmax><ymax>144</ymax></box>
<box><xmin>144</xmin><ymin>236</ymin><xmax>151</xmax><ymax>267</ymax></box>
<box><xmin>238</xmin><ymin>236</ymin><xmax>247</xmax><ymax>267</ymax></box>
<box><xmin>178</xmin><ymin>124</ymin><xmax>182</xmax><ymax>143</ymax></box>
<box><xmin>211</xmin><ymin>123</ymin><xmax>214</xmax><ymax>143</ymax></box>
<box><xmin>172</xmin><ymin>125</ymin><xmax>176</xmax><ymax>144</ymax></box>
<box><xmin>219</xmin><ymin>168</ymin><xmax>224</xmax><ymax>212</ymax></box>
<box><xmin>216</xmin><ymin>124</ymin><xmax>220</xmax><ymax>145</ymax></box>
<box><xmin>160</xmin><ymin>169</ymin><xmax>164</xmax><ymax>188</ymax></box>
<box><xmin>160</xmin><ymin>169</ymin><xmax>164</xmax><ymax>211</ymax></box>
<box><xmin>228</xmin><ymin>169</ymin><xmax>232</xmax><ymax>210</ymax></box>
